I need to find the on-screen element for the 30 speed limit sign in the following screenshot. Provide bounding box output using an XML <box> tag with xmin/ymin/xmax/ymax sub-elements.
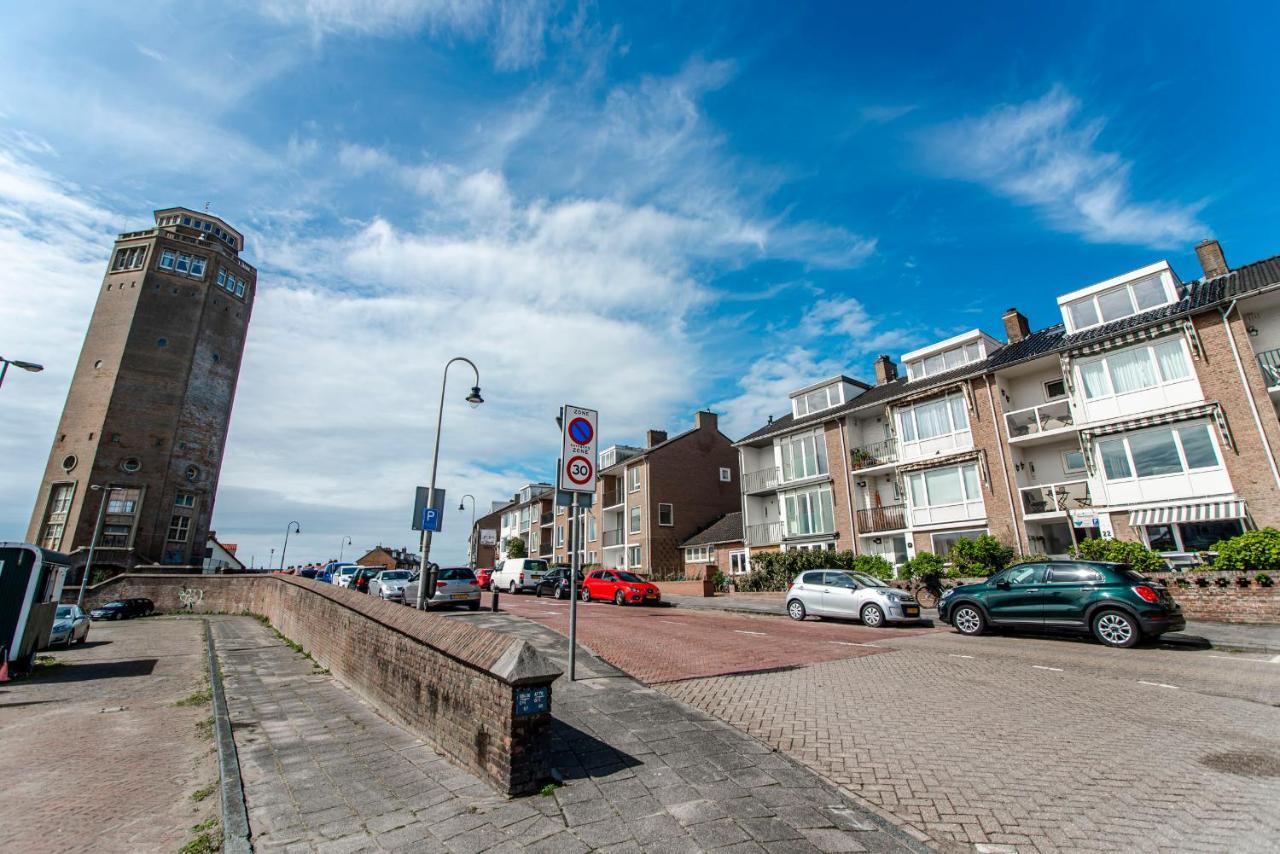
<box><xmin>560</xmin><ymin>405</ymin><xmax>598</xmax><ymax>493</ymax></box>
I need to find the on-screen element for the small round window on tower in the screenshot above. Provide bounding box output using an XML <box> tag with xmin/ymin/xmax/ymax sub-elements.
<box><xmin>93</xmin><ymin>359</ymin><xmax>103</xmax><ymax>369</ymax></box>
<box><xmin>61</xmin><ymin>454</ymin><xmax>77</xmax><ymax>472</ymax></box>
<box><xmin>121</xmin><ymin>457</ymin><xmax>142</xmax><ymax>473</ymax></box>
<box><xmin>186</xmin><ymin>464</ymin><xmax>201</xmax><ymax>482</ymax></box>
<box><xmin>157</xmin><ymin>338</ymin><xmax>168</xmax><ymax>348</ymax></box>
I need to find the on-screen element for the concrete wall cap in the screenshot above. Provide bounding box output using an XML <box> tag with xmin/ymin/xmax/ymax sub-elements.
<box><xmin>489</xmin><ymin>639</ymin><xmax>562</xmax><ymax>686</ymax></box>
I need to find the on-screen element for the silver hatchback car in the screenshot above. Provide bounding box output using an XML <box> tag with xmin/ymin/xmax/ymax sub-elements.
<box><xmin>786</xmin><ymin>570</ymin><xmax>921</xmax><ymax>627</ymax></box>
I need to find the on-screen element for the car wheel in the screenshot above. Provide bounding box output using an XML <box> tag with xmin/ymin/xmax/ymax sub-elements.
<box><xmin>468</xmin><ymin>601</ymin><xmax>480</xmax><ymax>611</ymax></box>
<box><xmin>860</xmin><ymin>603</ymin><xmax>885</xmax><ymax>628</ymax></box>
<box><xmin>509</xmin><ymin>581</ymin><xmax>518</xmax><ymax>595</ymax></box>
<box><xmin>1092</xmin><ymin>609</ymin><xmax>1140</xmax><ymax>648</ymax></box>
<box><xmin>580</xmin><ymin>587</ymin><xmax>591</xmax><ymax>603</ymax></box>
<box><xmin>952</xmin><ymin>604</ymin><xmax>985</xmax><ymax>636</ymax></box>
<box><xmin>787</xmin><ymin>599</ymin><xmax>806</xmax><ymax>621</ymax></box>
<box><xmin>614</xmin><ymin>590</ymin><xmax>626</xmax><ymax>606</ymax></box>
<box><xmin>78</xmin><ymin>632</ymin><xmax>88</xmax><ymax>645</ymax></box>
<box><xmin>535</xmin><ymin>586</ymin><xmax>542</xmax><ymax>598</ymax></box>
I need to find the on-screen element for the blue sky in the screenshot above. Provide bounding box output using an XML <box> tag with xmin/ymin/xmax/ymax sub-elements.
<box><xmin>2</xmin><ymin>1</ymin><xmax>1278</xmax><ymax>566</ymax></box>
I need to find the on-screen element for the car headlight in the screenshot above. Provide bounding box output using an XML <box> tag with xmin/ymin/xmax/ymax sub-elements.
<box><xmin>940</xmin><ymin>588</ymin><xmax>955</xmax><ymax>599</ymax></box>
<box><xmin>628</xmin><ymin>586</ymin><xmax>643</xmax><ymax>593</ymax></box>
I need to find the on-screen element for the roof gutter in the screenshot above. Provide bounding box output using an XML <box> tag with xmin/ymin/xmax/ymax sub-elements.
<box><xmin>1218</xmin><ymin>300</ymin><xmax>1280</xmax><ymax>491</ymax></box>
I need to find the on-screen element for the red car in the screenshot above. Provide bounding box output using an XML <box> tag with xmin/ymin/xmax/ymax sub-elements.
<box><xmin>475</xmin><ymin>567</ymin><xmax>495</xmax><ymax>590</ymax></box>
<box><xmin>581</xmin><ymin>570</ymin><xmax>661</xmax><ymax>606</ymax></box>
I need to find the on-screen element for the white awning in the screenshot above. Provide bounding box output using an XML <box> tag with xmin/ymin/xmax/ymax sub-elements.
<box><xmin>1128</xmin><ymin>500</ymin><xmax>1248</xmax><ymax>527</ymax></box>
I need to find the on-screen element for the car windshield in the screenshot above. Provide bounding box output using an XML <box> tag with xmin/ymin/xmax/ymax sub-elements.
<box><xmin>439</xmin><ymin>568</ymin><xmax>475</xmax><ymax>580</ymax></box>
<box><xmin>56</xmin><ymin>605</ymin><xmax>74</xmax><ymax>618</ymax></box>
<box><xmin>103</xmin><ymin>601</ymin><xmax>125</xmax><ymax>608</ymax></box>
<box><xmin>844</xmin><ymin>572</ymin><xmax>889</xmax><ymax>588</ymax></box>
<box><xmin>526</xmin><ymin>560</ymin><xmax>549</xmax><ymax>572</ymax></box>
<box><xmin>614</xmin><ymin>571</ymin><xmax>644</xmax><ymax>583</ymax></box>
<box><xmin>381</xmin><ymin>571</ymin><xmax>411</xmax><ymax>580</ymax></box>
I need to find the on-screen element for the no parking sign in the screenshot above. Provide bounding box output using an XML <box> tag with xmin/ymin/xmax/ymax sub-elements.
<box><xmin>560</xmin><ymin>404</ymin><xmax>598</xmax><ymax>493</ymax></box>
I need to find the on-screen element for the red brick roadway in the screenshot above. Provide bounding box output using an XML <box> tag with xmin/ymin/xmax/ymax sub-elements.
<box><xmin>481</xmin><ymin>591</ymin><xmax>943</xmax><ymax>684</ymax></box>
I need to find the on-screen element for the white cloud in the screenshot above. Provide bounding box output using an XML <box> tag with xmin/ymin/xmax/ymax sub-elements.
<box><xmin>925</xmin><ymin>86</ymin><xmax>1206</xmax><ymax>248</ymax></box>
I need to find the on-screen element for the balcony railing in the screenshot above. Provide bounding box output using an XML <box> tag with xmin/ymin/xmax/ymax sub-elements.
<box><xmin>850</xmin><ymin>439</ymin><xmax>898</xmax><ymax>471</ymax></box>
<box><xmin>1019</xmin><ymin>479</ymin><xmax>1091</xmax><ymax>516</ymax></box>
<box><xmin>856</xmin><ymin>504</ymin><xmax>907</xmax><ymax>533</ymax></box>
<box><xmin>741</xmin><ymin>467</ymin><xmax>780</xmax><ymax>494</ymax></box>
<box><xmin>1005</xmin><ymin>398</ymin><xmax>1074</xmax><ymax>439</ymax></box>
<box><xmin>540</xmin><ymin>511</ymin><xmax>554</xmax><ymax>526</ymax></box>
<box><xmin>538</xmin><ymin>543</ymin><xmax>553</xmax><ymax>556</ymax></box>
<box><xmin>745</xmin><ymin>521</ymin><xmax>783</xmax><ymax>546</ymax></box>
<box><xmin>602</xmin><ymin>529</ymin><xmax>626</xmax><ymax>547</ymax></box>
<box><xmin>1257</xmin><ymin>348</ymin><xmax>1280</xmax><ymax>390</ymax></box>
<box><xmin>602</xmin><ymin>489</ymin><xmax>624</xmax><ymax>508</ymax></box>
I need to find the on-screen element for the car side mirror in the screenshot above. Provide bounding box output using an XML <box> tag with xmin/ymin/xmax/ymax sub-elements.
<box><xmin>996</xmin><ymin>580</ymin><xmax>1011</xmax><ymax>590</ymax></box>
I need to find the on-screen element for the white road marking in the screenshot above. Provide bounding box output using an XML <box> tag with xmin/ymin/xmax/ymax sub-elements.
<box><xmin>1205</xmin><ymin>654</ymin><xmax>1276</xmax><ymax>664</ymax></box>
<box><xmin>830</xmin><ymin>641</ymin><xmax>882</xmax><ymax>648</ymax></box>
<box><xmin>734</xmin><ymin>630</ymin><xmax>767</xmax><ymax>636</ymax></box>
<box><xmin>1137</xmin><ymin>680</ymin><xmax>1180</xmax><ymax>689</ymax></box>
<box><xmin>1272</xmin><ymin>654</ymin><xmax>1280</xmax><ymax>664</ymax></box>
<box><xmin>1032</xmin><ymin>665</ymin><xmax>1064</xmax><ymax>672</ymax></box>
<box><xmin>657</xmin><ymin>620</ymin><xmax>682</xmax><ymax>625</ymax></box>
<box><xmin>948</xmin><ymin>654</ymin><xmax>974</xmax><ymax>659</ymax></box>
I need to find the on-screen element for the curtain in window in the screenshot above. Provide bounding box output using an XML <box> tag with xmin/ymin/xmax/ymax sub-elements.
<box><xmin>924</xmin><ymin>467</ymin><xmax>963</xmax><ymax>505</ymax></box>
<box><xmin>1128</xmin><ymin>430</ymin><xmax>1182</xmax><ymax>478</ymax></box>
<box><xmin>1177</xmin><ymin>423</ymin><xmax>1219</xmax><ymax>469</ymax></box>
<box><xmin>898</xmin><ymin>410</ymin><xmax>917</xmax><ymax>441</ymax></box>
<box><xmin>914</xmin><ymin>399</ymin><xmax>951</xmax><ymax>440</ymax></box>
<box><xmin>1107</xmin><ymin>348</ymin><xmax>1157</xmax><ymax>394</ymax></box>
<box><xmin>908</xmin><ymin>474</ymin><xmax>925</xmax><ymax>507</ymax></box>
<box><xmin>818</xmin><ymin>489</ymin><xmax>835</xmax><ymax>533</ymax></box>
<box><xmin>1099</xmin><ymin>439</ymin><xmax>1132</xmax><ymax>479</ymax></box>
<box><xmin>1153</xmin><ymin>339</ymin><xmax>1191</xmax><ymax>382</ymax></box>
<box><xmin>948</xmin><ymin>395</ymin><xmax>969</xmax><ymax>431</ymax></box>
<box><xmin>1080</xmin><ymin>361</ymin><xmax>1109</xmax><ymax>398</ymax></box>
<box><xmin>961</xmin><ymin>464</ymin><xmax>979</xmax><ymax>500</ymax></box>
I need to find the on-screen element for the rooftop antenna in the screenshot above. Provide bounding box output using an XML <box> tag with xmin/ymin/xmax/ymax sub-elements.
<box><xmin>203</xmin><ymin>201</ymin><xmax>211</xmax><ymax>213</ymax></box>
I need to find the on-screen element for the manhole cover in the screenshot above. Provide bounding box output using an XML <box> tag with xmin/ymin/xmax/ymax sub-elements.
<box><xmin>1200</xmin><ymin>751</ymin><xmax>1280</xmax><ymax>778</ymax></box>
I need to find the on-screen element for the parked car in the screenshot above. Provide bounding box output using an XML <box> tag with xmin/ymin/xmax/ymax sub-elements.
<box><xmin>331</xmin><ymin>564</ymin><xmax>360</xmax><ymax>587</ymax></box>
<box><xmin>298</xmin><ymin>568</ymin><xmax>319</xmax><ymax>580</ymax></box>
<box><xmin>937</xmin><ymin>561</ymin><xmax>1185</xmax><ymax>648</ymax></box>
<box><xmin>48</xmin><ymin>604</ymin><xmax>91</xmax><ymax>645</ymax></box>
<box><xmin>535</xmin><ymin>566</ymin><xmax>580</xmax><ymax>599</ymax></box>
<box><xmin>370</xmin><ymin>570</ymin><xmax>413</xmax><ymax>602</ymax></box>
<box><xmin>90</xmin><ymin>598</ymin><xmax>155</xmax><ymax>620</ymax></box>
<box><xmin>415</xmin><ymin>567</ymin><xmax>481</xmax><ymax>610</ymax></box>
<box><xmin>581</xmin><ymin>569</ymin><xmax>661</xmax><ymax>606</ymax></box>
<box><xmin>475</xmin><ymin>567</ymin><xmax>495</xmax><ymax>590</ymax></box>
<box><xmin>351</xmin><ymin>568</ymin><xmax>379</xmax><ymax>594</ymax></box>
<box><xmin>785</xmin><ymin>570</ymin><xmax>920</xmax><ymax>626</ymax></box>
<box><xmin>490</xmin><ymin>558</ymin><xmax>549</xmax><ymax>594</ymax></box>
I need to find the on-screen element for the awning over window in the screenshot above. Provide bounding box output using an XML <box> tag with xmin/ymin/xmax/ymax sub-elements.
<box><xmin>1129</xmin><ymin>499</ymin><xmax>1247</xmax><ymax>527</ymax></box>
<box><xmin>1066</xmin><ymin>318</ymin><xmax>1188</xmax><ymax>358</ymax></box>
<box><xmin>1079</xmin><ymin>402</ymin><xmax>1235</xmax><ymax>466</ymax></box>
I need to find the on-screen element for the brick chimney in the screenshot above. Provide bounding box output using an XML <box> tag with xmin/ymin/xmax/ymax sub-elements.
<box><xmin>646</xmin><ymin>429</ymin><xmax>668</xmax><ymax>448</ymax></box>
<box><xmin>695</xmin><ymin>410</ymin><xmax>718</xmax><ymax>431</ymax></box>
<box><xmin>1003</xmin><ymin>308</ymin><xmax>1031</xmax><ymax>343</ymax></box>
<box><xmin>1196</xmin><ymin>239</ymin><xmax>1229</xmax><ymax>279</ymax></box>
<box><xmin>873</xmin><ymin>355</ymin><xmax>898</xmax><ymax>385</ymax></box>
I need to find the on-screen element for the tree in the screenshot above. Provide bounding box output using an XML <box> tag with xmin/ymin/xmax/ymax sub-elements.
<box><xmin>946</xmin><ymin>534</ymin><xmax>1016</xmax><ymax>577</ymax></box>
<box><xmin>504</xmin><ymin>537</ymin><xmax>527</xmax><ymax>559</ymax></box>
<box><xmin>1211</xmin><ymin>528</ymin><xmax>1280</xmax><ymax>572</ymax></box>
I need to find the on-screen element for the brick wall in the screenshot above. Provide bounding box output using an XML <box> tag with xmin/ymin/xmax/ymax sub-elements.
<box><xmin>70</xmin><ymin>573</ymin><xmax>561</xmax><ymax>794</ymax></box>
<box><xmin>1149</xmin><ymin>571</ymin><xmax>1280</xmax><ymax>624</ymax></box>
<box><xmin>969</xmin><ymin>377</ymin><xmax>1020</xmax><ymax>549</ymax></box>
<box><xmin>823</xmin><ymin>421</ymin><xmax>857</xmax><ymax>550</ymax></box>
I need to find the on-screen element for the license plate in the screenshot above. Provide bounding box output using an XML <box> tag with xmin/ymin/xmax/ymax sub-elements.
<box><xmin>645</xmin><ymin>593</ymin><xmax>657</xmax><ymax>598</ymax></box>
<box><xmin>903</xmin><ymin>607</ymin><xmax>919</xmax><ymax>617</ymax></box>
<box><xmin>452</xmin><ymin>593</ymin><xmax>470</xmax><ymax>600</ymax></box>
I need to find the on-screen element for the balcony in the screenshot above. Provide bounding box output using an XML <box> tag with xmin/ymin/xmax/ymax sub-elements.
<box><xmin>741</xmin><ymin>467</ymin><xmax>780</xmax><ymax>494</ymax></box>
<box><xmin>1257</xmin><ymin>348</ymin><xmax>1280</xmax><ymax>390</ymax></box>
<box><xmin>1019</xmin><ymin>479</ymin><xmax>1091</xmax><ymax>517</ymax></box>
<box><xmin>602</xmin><ymin>489</ymin><xmax>624</xmax><ymax>509</ymax></box>
<box><xmin>1005</xmin><ymin>398</ymin><xmax>1074</xmax><ymax>442</ymax></box>
<box><xmin>540</xmin><ymin>511</ymin><xmax>554</xmax><ymax>526</ymax></box>
<box><xmin>856</xmin><ymin>504</ymin><xmax>907</xmax><ymax>533</ymax></box>
<box><xmin>602</xmin><ymin>529</ymin><xmax>626</xmax><ymax>547</ymax></box>
<box><xmin>745</xmin><ymin>521</ymin><xmax>783</xmax><ymax>546</ymax></box>
<box><xmin>850</xmin><ymin>439</ymin><xmax>898</xmax><ymax>471</ymax></box>
<box><xmin>538</xmin><ymin>543</ymin><xmax>553</xmax><ymax>557</ymax></box>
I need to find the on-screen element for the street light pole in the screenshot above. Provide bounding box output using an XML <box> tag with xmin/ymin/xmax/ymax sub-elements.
<box><xmin>281</xmin><ymin>521</ymin><xmax>300</xmax><ymax>569</ymax></box>
<box><xmin>75</xmin><ymin>485</ymin><xmax>112</xmax><ymax>608</ymax></box>
<box><xmin>459</xmin><ymin>495</ymin><xmax>476</xmax><ymax>569</ymax></box>
<box><xmin>0</xmin><ymin>356</ymin><xmax>44</xmax><ymax>392</ymax></box>
<box><xmin>416</xmin><ymin>357</ymin><xmax>484</xmax><ymax>610</ymax></box>
<box><xmin>339</xmin><ymin>535</ymin><xmax>352</xmax><ymax>563</ymax></box>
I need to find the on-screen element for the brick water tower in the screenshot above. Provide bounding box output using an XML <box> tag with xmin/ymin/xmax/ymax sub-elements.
<box><xmin>27</xmin><ymin>207</ymin><xmax>256</xmax><ymax>572</ymax></box>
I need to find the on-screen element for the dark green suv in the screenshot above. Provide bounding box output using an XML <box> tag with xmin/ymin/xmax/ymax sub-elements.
<box><xmin>936</xmin><ymin>561</ymin><xmax>1184</xmax><ymax>648</ymax></box>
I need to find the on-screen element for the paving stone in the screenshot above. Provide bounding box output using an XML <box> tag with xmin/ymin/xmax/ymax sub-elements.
<box><xmin>687</xmin><ymin>817</ymin><xmax>753</xmax><ymax>849</ymax></box>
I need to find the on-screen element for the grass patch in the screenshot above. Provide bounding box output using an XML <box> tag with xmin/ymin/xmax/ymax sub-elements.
<box><xmin>539</xmin><ymin>782</ymin><xmax>560</xmax><ymax>797</ymax></box>
<box><xmin>195</xmin><ymin>717</ymin><xmax>214</xmax><ymax>741</ymax></box>
<box><xmin>174</xmin><ymin>686</ymin><xmax>212</xmax><ymax>708</ymax></box>
<box><xmin>191</xmin><ymin>818</ymin><xmax>218</xmax><ymax>833</ymax></box>
<box><xmin>190</xmin><ymin>781</ymin><xmax>217</xmax><ymax>802</ymax></box>
<box><xmin>178</xmin><ymin>826</ymin><xmax>221</xmax><ymax>854</ymax></box>
<box><xmin>33</xmin><ymin>655</ymin><xmax>64</xmax><ymax>672</ymax></box>
<box><xmin>270</xmin><ymin>627</ymin><xmax>319</xmax><ymax>665</ymax></box>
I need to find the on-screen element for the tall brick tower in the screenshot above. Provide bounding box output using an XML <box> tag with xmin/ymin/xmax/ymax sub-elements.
<box><xmin>27</xmin><ymin>207</ymin><xmax>256</xmax><ymax>571</ymax></box>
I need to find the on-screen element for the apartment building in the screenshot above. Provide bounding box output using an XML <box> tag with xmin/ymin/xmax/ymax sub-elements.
<box><xmin>495</xmin><ymin>483</ymin><xmax>556</xmax><ymax>561</ymax></box>
<box><xmin>736</xmin><ymin>239</ymin><xmax>1280</xmax><ymax>567</ymax></box>
<box><xmin>549</xmin><ymin>411</ymin><xmax>740</xmax><ymax>579</ymax></box>
<box><xmin>467</xmin><ymin>504</ymin><xmax>506</xmax><ymax>569</ymax></box>
<box><xmin>681</xmin><ymin>512</ymin><xmax>747</xmax><ymax>579</ymax></box>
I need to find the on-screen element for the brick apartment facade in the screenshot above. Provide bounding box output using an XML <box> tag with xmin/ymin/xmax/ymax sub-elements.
<box><xmin>356</xmin><ymin>546</ymin><xmax>421</xmax><ymax>572</ymax></box>
<box><xmin>494</xmin><ymin>484</ymin><xmax>555</xmax><ymax>563</ymax></box>
<box><xmin>27</xmin><ymin>207</ymin><xmax>256</xmax><ymax>574</ymax></box>
<box><xmin>680</xmin><ymin>511</ymin><xmax>747</xmax><ymax>580</ymax></box>
<box><xmin>737</xmin><ymin>239</ymin><xmax>1280</xmax><ymax>569</ymax></box>
<box><xmin>468</xmin><ymin>505</ymin><xmax>506</xmax><ymax>569</ymax></box>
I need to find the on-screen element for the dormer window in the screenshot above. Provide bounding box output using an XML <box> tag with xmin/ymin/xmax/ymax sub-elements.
<box><xmin>792</xmin><ymin>384</ymin><xmax>842</xmax><ymax>418</ymax></box>
<box><xmin>903</xmin><ymin>332</ymin><xmax>993</xmax><ymax>381</ymax></box>
<box><xmin>1059</xmin><ymin>263</ymin><xmax>1179</xmax><ymax>333</ymax></box>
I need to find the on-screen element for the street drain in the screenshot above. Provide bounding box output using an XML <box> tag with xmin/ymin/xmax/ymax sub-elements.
<box><xmin>1200</xmin><ymin>751</ymin><xmax>1280</xmax><ymax>778</ymax></box>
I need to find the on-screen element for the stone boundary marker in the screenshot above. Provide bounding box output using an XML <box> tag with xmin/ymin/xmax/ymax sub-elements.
<box><xmin>205</xmin><ymin>620</ymin><xmax>251</xmax><ymax>854</ymax></box>
<box><xmin>76</xmin><ymin>574</ymin><xmax>561</xmax><ymax>795</ymax></box>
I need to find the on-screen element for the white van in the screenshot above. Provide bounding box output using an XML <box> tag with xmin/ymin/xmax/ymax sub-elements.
<box><xmin>332</xmin><ymin>563</ymin><xmax>360</xmax><ymax>587</ymax></box>
<box><xmin>490</xmin><ymin>558</ymin><xmax>549</xmax><ymax>594</ymax></box>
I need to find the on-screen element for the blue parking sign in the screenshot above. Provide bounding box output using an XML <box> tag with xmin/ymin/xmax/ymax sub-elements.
<box><xmin>422</xmin><ymin>507</ymin><xmax>442</xmax><ymax>532</ymax></box>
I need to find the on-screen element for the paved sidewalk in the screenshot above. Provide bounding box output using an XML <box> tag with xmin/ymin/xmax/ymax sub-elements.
<box><xmin>214</xmin><ymin>613</ymin><xmax>930</xmax><ymax>853</ymax></box>
<box><xmin>663</xmin><ymin>594</ymin><xmax>1280</xmax><ymax>653</ymax></box>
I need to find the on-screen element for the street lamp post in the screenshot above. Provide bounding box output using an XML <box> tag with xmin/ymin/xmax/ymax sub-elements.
<box><xmin>339</xmin><ymin>535</ymin><xmax>352</xmax><ymax>563</ymax></box>
<box><xmin>459</xmin><ymin>495</ymin><xmax>476</xmax><ymax>569</ymax></box>
<box><xmin>75</xmin><ymin>485</ymin><xmax>112</xmax><ymax>608</ymax></box>
<box><xmin>0</xmin><ymin>356</ymin><xmax>43</xmax><ymax>391</ymax></box>
<box><xmin>416</xmin><ymin>357</ymin><xmax>484</xmax><ymax>610</ymax></box>
<box><xmin>280</xmin><ymin>521</ymin><xmax>301</xmax><ymax>569</ymax></box>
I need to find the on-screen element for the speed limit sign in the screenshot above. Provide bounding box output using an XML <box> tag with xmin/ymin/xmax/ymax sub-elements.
<box><xmin>560</xmin><ymin>405</ymin><xmax>598</xmax><ymax>493</ymax></box>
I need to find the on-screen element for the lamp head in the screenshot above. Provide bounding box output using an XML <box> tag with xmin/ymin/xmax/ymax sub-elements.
<box><xmin>12</xmin><ymin>360</ymin><xmax>43</xmax><ymax>372</ymax></box>
<box><xmin>466</xmin><ymin>386</ymin><xmax>484</xmax><ymax>408</ymax></box>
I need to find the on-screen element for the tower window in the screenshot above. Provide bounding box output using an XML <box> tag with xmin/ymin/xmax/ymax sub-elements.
<box><xmin>175</xmin><ymin>492</ymin><xmax>195</xmax><ymax>508</ymax></box>
<box><xmin>159</xmin><ymin>249</ymin><xmax>176</xmax><ymax>270</ymax></box>
<box><xmin>107</xmin><ymin>488</ymin><xmax>141</xmax><ymax>514</ymax></box>
<box><xmin>61</xmin><ymin>454</ymin><xmax>77</xmax><ymax>472</ymax></box>
<box><xmin>157</xmin><ymin>338</ymin><xmax>168</xmax><ymax>348</ymax></box>
<box><xmin>186</xmin><ymin>464</ymin><xmax>201</xmax><ymax>482</ymax></box>
<box><xmin>167</xmin><ymin>514</ymin><xmax>191</xmax><ymax>542</ymax></box>
<box><xmin>99</xmin><ymin>524</ymin><xmax>132</xmax><ymax>548</ymax></box>
<box><xmin>112</xmin><ymin>246</ymin><xmax>146</xmax><ymax>271</ymax></box>
<box><xmin>120</xmin><ymin>457</ymin><xmax>142</xmax><ymax>473</ymax></box>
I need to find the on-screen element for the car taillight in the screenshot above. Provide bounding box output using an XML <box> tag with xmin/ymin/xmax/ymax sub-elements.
<box><xmin>519</xmin><ymin>573</ymin><xmax>524</xmax><ymax>582</ymax></box>
<box><xmin>436</xmin><ymin>581</ymin><xmax>446</xmax><ymax>588</ymax></box>
<box><xmin>1133</xmin><ymin>585</ymin><xmax>1160</xmax><ymax>604</ymax></box>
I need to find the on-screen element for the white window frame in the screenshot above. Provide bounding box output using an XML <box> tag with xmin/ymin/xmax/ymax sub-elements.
<box><xmin>792</xmin><ymin>384</ymin><xmax>842</xmax><ymax>418</ymax></box>
<box><xmin>41</xmin><ymin>522</ymin><xmax>64</xmax><ymax>550</ymax></box>
<box><xmin>167</xmin><ymin>514</ymin><xmax>191</xmax><ymax>543</ymax></box>
<box><xmin>1095</xmin><ymin>421</ymin><xmax>1223</xmax><ymax>483</ymax></box>
<box><xmin>629</xmin><ymin>506</ymin><xmax>642</xmax><ymax>534</ymax></box>
<box><xmin>1043</xmin><ymin>378</ymin><xmax>1067</xmax><ymax>401</ymax></box>
<box><xmin>779</xmin><ymin>429</ymin><xmax>829</xmax><ymax>483</ymax></box>
<box><xmin>1061</xmin><ymin>449</ymin><xmax>1087</xmax><ymax>474</ymax></box>
<box><xmin>1140</xmin><ymin>519</ymin><xmax>1245</xmax><ymax>554</ymax></box>
<box><xmin>658</xmin><ymin>503</ymin><xmax>674</xmax><ymax>527</ymax></box>
<box><xmin>930</xmin><ymin>527</ymin><xmax>988</xmax><ymax>558</ymax></box>
<box><xmin>906</xmin><ymin>463</ymin><xmax>983</xmax><ymax>517</ymax></box>
<box><xmin>588</xmin><ymin>515</ymin><xmax>597</xmax><ymax>542</ymax></box>
<box><xmin>159</xmin><ymin>249</ymin><xmax>176</xmax><ymax>270</ymax></box>
<box><xmin>896</xmin><ymin>392</ymin><xmax>970</xmax><ymax>452</ymax></box>
<box><xmin>784</xmin><ymin>485</ymin><xmax>836</xmax><ymax>537</ymax></box>
<box><xmin>50</xmin><ymin>483</ymin><xmax>75</xmax><ymax>515</ymax></box>
<box><xmin>719</xmin><ymin>467</ymin><xmax>732</xmax><ymax>482</ymax></box>
<box><xmin>556</xmin><ymin>526</ymin><xmax>565</xmax><ymax>548</ymax></box>
<box><xmin>685</xmin><ymin>545</ymin><xmax>712</xmax><ymax>562</ymax></box>
<box><xmin>1075</xmin><ymin>338</ymin><xmax>1193</xmax><ymax>403</ymax></box>
<box><xmin>628</xmin><ymin>545</ymin><xmax>642</xmax><ymax>568</ymax></box>
<box><xmin>627</xmin><ymin>466</ymin><xmax>641</xmax><ymax>493</ymax></box>
<box><xmin>1063</xmin><ymin>273</ymin><xmax>1173</xmax><ymax>333</ymax></box>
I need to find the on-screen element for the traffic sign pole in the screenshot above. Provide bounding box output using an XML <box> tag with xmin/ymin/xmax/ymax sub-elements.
<box><xmin>568</xmin><ymin>491</ymin><xmax>580</xmax><ymax>681</ymax></box>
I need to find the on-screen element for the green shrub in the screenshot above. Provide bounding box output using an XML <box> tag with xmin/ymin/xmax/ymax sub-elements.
<box><xmin>504</xmin><ymin>538</ymin><xmax>527</xmax><ymax>559</ymax></box>
<box><xmin>851</xmin><ymin>553</ymin><xmax>894</xmax><ymax>580</ymax></box>
<box><xmin>900</xmin><ymin>551</ymin><xmax>944</xmax><ymax>582</ymax></box>
<box><xmin>1068</xmin><ymin>538</ymin><xmax>1166</xmax><ymax>573</ymax></box>
<box><xmin>1009</xmin><ymin>553</ymin><xmax>1050</xmax><ymax>566</ymax></box>
<box><xmin>945</xmin><ymin>534</ymin><xmax>1015</xmax><ymax>577</ymax></box>
<box><xmin>1210</xmin><ymin>528</ymin><xmax>1280</xmax><ymax>572</ymax></box>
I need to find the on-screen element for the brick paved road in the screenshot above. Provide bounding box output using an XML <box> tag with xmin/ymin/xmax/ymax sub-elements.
<box><xmin>474</xmin><ymin>593</ymin><xmax>1280</xmax><ymax>852</ymax></box>
<box><xmin>484</xmin><ymin>592</ymin><xmax>940</xmax><ymax>683</ymax></box>
<box><xmin>0</xmin><ymin>618</ymin><xmax>218</xmax><ymax>853</ymax></box>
